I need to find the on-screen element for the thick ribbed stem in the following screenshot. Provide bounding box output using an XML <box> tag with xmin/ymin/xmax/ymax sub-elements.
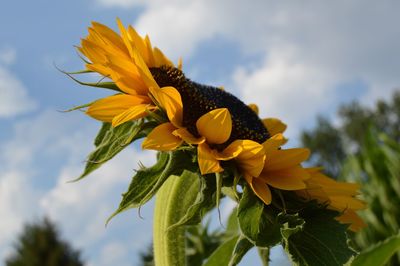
<box><xmin>153</xmin><ymin>174</ymin><xmax>198</xmax><ymax>266</ymax></box>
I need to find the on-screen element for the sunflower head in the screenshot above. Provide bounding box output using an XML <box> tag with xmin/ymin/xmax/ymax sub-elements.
<box><xmin>150</xmin><ymin>66</ymin><xmax>270</xmax><ymax>149</ymax></box>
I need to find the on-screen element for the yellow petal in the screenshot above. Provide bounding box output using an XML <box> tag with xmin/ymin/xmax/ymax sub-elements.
<box><xmin>234</xmin><ymin>140</ymin><xmax>265</xmax><ymax>177</ymax></box>
<box><xmin>261</xmin><ymin>166</ymin><xmax>309</xmax><ymax>190</ymax></box>
<box><xmin>178</xmin><ymin>57</ymin><xmax>183</xmax><ymax>70</ymax></box>
<box><xmin>112</xmin><ymin>104</ymin><xmax>155</xmax><ymax>127</ymax></box>
<box><xmin>153</xmin><ymin>47</ymin><xmax>173</xmax><ymax>67</ymax></box>
<box><xmin>266</xmin><ymin>148</ymin><xmax>310</xmax><ymax>171</ymax></box>
<box><xmin>91</xmin><ymin>21</ymin><xmax>127</xmax><ymax>54</ymax></box>
<box><xmin>215</xmin><ymin>141</ymin><xmax>243</xmax><ymax>160</ymax></box>
<box><xmin>263</xmin><ymin>118</ymin><xmax>287</xmax><ymax>135</ymax></box>
<box><xmin>197</xmin><ymin>143</ymin><xmax>223</xmax><ymax>175</ymax></box>
<box><xmin>328</xmin><ymin>196</ymin><xmax>366</xmax><ymax>211</ymax></box>
<box><xmin>127</xmin><ymin>25</ymin><xmax>149</xmax><ymax>63</ymax></box>
<box><xmin>131</xmin><ymin>46</ymin><xmax>159</xmax><ymax>89</ymax></box>
<box><xmin>172</xmin><ymin>128</ymin><xmax>205</xmax><ymax>144</ymax></box>
<box><xmin>149</xmin><ymin>86</ymin><xmax>183</xmax><ymax>127</ymax></box>
<box><xmin>196</xmin><ymin>108</ymin><xmax>232</xmax><ymax>144</ymax></box>
<box><xmin>142</xmin><ymin>123</ymin><xmax>183</xmax><ymax>151</ymax></box>
<box><xmin>248</xmin><ymin>104</ymin><xmax>259</xmax><ymax>115</ymax></box>
<box><xmin>116</xmin><ymin>18</ymin><xmax>135</xmax><ymax>60</ymax></box>
<box><xmin>263</xmin><ymin>133</ymin><xmax>287</xmax><ymax>152</ymax></box>
<box><xmin>244</xmin><ymin>174</ymin><xmax>272</xmax><ymax>205</ymax></box>
<box><xmin>86</xmin><ymin>94</ymin><xmax>150</xmax><ymax>122</ymax></box>
<box><xmin>336</xmin><ymin>210</ymin><xmax>367</xmax><ymax>232</ymax></box>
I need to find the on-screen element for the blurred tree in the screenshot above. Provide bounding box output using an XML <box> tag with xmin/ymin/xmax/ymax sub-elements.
<box><xmin>301</xmin><ymin>89</ymin><xmax>400</xmax><ymax>264</ymax></box>
<box><xmin>341</xmin><ymin>130</ymin><xmax>400</xmax><ymax>265</ymax></box>
<box><xmin>301</xmin><ymin>90</ymin><xmax>400</xmax><ymax>177</ymax></box>
<box><xmin>5</xmin><ymin>218</ymin><xmax>84</xmax><ymax>266</ymax></box>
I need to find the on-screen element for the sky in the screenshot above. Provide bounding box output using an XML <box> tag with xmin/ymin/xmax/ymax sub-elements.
<box><xmin>1</xmin><ymin>1</ymin><xmax>400</xmax><ymax>265</ymax></box>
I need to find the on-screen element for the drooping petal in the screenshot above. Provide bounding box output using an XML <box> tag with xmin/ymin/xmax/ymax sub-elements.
<box><xmin>244</xmin><ymin>175</ymin><xmax>272</xmax><ymax>205</ymax></box>
<box><xmin>263</xmin><ymin>133</ymin><xmax>287</xmax><ymax>153</ymax></box>
<box><xmin>112</xmin><ymin>104</ymin><xmax>155</xmax><ymax>127</ymax></box>
<box><xmin>336</xmin><ymin>210</ymin><xmax>367</xmax><ymax>232</ymax></box>
<box><xmin>263</xmin><ymin>118</ymin><xmax>287</xmax><ymax>136</ymax></box>
<box><xmin>197</xmin><ymin>143</ymin><xmax>223</xmax><ymax>175</ymax></box>
<box><xmin>196</xmin><ymin>108</ymin><xmax>232</xmax><ymax>144</ymax></box>
<box><xmin>149</xmin><ymin>86</ymin><xmax>183</xmax><ymax>127</ymax></box>
<box><xmin>260</xmin><ymin>166</ymin><xmax>309</xmax><ymax>190</ymax></box>
<box><xmin>233</xmin><ymin>140</ymin><xmax>265</xmax><ymax>177</ymax></box>
<box><xmin>215</xmin><ymin>141</ymin><xmax>243</xmax><ymax>160</ymax></box>
<box><xmin>328</xmin><ymin>195</ymin><xmax>367</xmax><ymax>211</ymax></box>
<box><xmin>142</xmin><ymin>123</ymin><xmax>183</xmax><ymax>151</ymax></box>
<box><xmin>86</xmin><ymin>94</ymin><xmax>150</xmax><ymax>122</ymax></box>
<box><xmin>266</xmin><ymin>148</ymin><xmax>310</xmax><ymax>171</ymax></box>
<box><xmin>172</xmin><ymin>128</ymin><xmax>205</xmax><ymax>144</ymax></box>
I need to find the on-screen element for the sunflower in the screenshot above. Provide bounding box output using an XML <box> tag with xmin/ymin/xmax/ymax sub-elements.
<box><xmin>243</xmin><ymin>133</ymin><xmax>311</xmax><ymax>205</ymax></box>
<box><xmin>78</xmin><ymin>19</ymin><xmax>176</xmax><ymax>127</ymax></box>
<box><xmin>296</xmin><ymin>168</ymin><xmax>366</xmax><ymax>231</ymax></box>
<box><xmin>142</xmin><ymin>86</ymin><xmax>265</xmax><ymax>177</ymax></box>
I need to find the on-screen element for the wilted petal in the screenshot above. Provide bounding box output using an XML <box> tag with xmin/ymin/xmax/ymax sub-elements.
<box><xmin>142</xmin><ymin>123</ymin><xmax>183</xmax><ymax>151</ymax></box>
<box><xmin>196</xmin><ymin>108</ymin><xmax>232</xmax><ymax>144</ymax></box>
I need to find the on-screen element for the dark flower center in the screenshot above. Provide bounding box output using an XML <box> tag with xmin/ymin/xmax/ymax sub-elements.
<box><xmin>150</xmin><ymin>66</ymin><xmax>270</xmax><ymax>147</ymax></box>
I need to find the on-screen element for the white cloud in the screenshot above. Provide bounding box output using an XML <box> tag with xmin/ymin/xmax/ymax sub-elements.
<box><xmin>0</xmin><ymin>110</ymin><xmax>156</xmax><ymax>265</ymax></box>
<box><xmin>0</xmin><ymin>48</ymin><xmax>36</xmax><ymax>118</ymax></box>
<box><xmin>0</xmin><ymin>47</ymin><xmax>16</xmax><ymax>65</ymax></box>
<box><xmin>94</xmin><ymin>0</ymin><xmax>400</xmax><ymax>138</ymax></box>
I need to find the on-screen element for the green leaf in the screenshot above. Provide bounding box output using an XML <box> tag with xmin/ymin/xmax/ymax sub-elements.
<box><xmin>61</xmin><ymin>68</ymin><xmax>122</xmax><ymax>92</ymax></box>
<box><xmin>237</xmin><ymin>186</ymin><xmax>282</xmax><ymax>247</ymax></box>
<box><xmin>229</xmin><ymin>235</ymin><xmax>254</xmax><ymax>266</ymax></box>
<box><xmin>352</xmin><ymin>233</ymin><xmax>400</xmax><ymax>266</ymax></box>
<box><xmin>282</xmin><ymin>208</ymin><xmax>355</xmax><ymax>266</ymax></box>
<box><xmin>75</xmin><ymin>120</ymin><xmax>153</xmax><ymax>181</ymax></box>
<box><xmin>168</xmin><ymin>173</ymin><xmax>216</xmax><ymax>229</ymax></box>
<box><xmin>203</xmin><ymin>236</ymin><xmax>239</xmax><ymax>266</ymax></box>
<box><xmin>108</xmin><ymin>150</ymin><xmax>196</xmax><ymax>221</ymax></box>
<box><xmin>226</xmin><ymin>207</ymin><xmax>239</xmax><ymax>235</ymax></box>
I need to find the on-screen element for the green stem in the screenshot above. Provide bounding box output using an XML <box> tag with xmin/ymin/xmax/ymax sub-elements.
<box><xmin>153</xmin><ymin>174</ymin><xmax>198</xmax><ymax>266</ymax></box>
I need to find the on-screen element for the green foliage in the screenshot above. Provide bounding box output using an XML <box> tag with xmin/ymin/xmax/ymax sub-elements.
<box><xmin>5</xmin><ymin>218</ymin><xmax>83</xmax><ymax>266</ymax></box>
<box><xmin>281</xmin><ymin>209</ymin><xmax>354</xmax><ymax>266</ymax></box>
<box><xmin>341</xmin><ymin>131</ymin><xmax>400</xmax><ymax>265</ymax></box>
<box><xmin>203</xmin><ymin>236</ymin><xmax>239</xmax><ymax>266</ymax></box>
<box><xmin>352</xmin><ymin>233</ymin><xmax>400</xmax><ymax>266</ymax></box>
<box><xmin>235</xmin><ymin>187</ymin><xmax>354</xmax><ymax>266</ymax></box>
<box><xmin>108</xmin><ymin>150</ymin><xmax>196</xmax><ymax>222</ymax></box>
<box><xmin>76</xmin><ymin>120</ymin><xmax>156</xmax><ymax>181</ymax></box>
<box><xmin>237</xmin><ymin>187</ymin><xmax>281</xmax><ymax>248</ymax></box>
<box><xmin>301</xmin><ymin>90</ymin><xmax>400</xmax><ymax>265</ymax></box>
<box><xmin>301</xmin><ymin>90</ymin><xmax>400</xmax><ymax>178</ymax></box>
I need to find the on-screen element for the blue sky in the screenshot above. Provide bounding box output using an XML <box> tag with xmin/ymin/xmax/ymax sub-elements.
<box><xmin>1</xmin><ymin>1</ymin><xmax>400</xmax><ymax>265</ymax></box>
